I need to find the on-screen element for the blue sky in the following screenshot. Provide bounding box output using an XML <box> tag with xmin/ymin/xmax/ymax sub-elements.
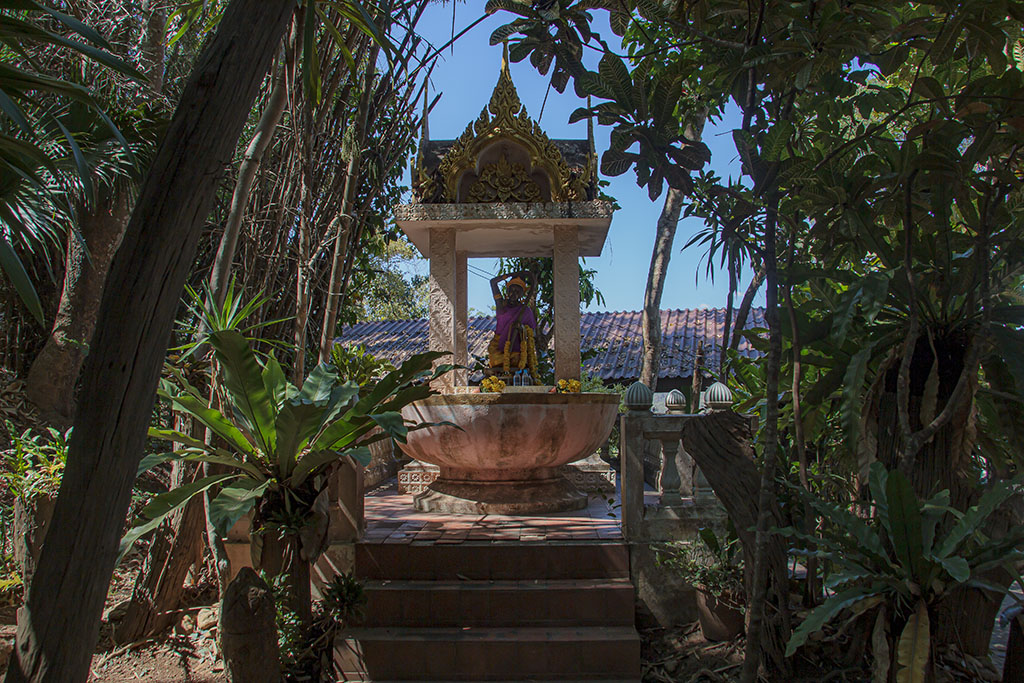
<box><xmin>400</xmin><ymin>5</ymin><xmax>759</xmax><ymax>316</ymax></box>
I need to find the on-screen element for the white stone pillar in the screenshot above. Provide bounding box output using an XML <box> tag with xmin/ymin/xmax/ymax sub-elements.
<box><xmin>428</xmin><ymin>228</ymin><xmax>456</xmax><ymax>391</ymax></box>
<box><xmin>454</xmin><ymin>251</ymin><xmax>468</xmax><ymax>387</ymax></box>
<box><xmin>553</xmin><ymin>225</ymin><xmax>581</xmax><ymax>382</ymax></box>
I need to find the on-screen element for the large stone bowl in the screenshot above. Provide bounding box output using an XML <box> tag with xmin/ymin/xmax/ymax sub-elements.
<box><xmin>398</xmin><ymin>392</ymin><xmax>619</xmax><ymax>514</ymax></box>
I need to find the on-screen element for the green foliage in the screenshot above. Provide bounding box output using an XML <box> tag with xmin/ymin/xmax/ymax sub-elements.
<box><xmin>122</xmin><ymin>330</ymin><xmax>451</xmax><ymax>560</ymax></box>
<box><xmin>474</xmin><ymin>0</ymin><xmax>1024</xmax><ymax>672</ymax></box>
<box><xmin>329</xmin><ymin>343</ymin><xmax>395</xmax><ymax>390</ymax></box>
<box><xmin>267</xmin><ymin>571</ymin><xmax>305</xmax><ymax>674</ymax></box>
<box><xmin>582</xmin><ymin>372</ymin><xmax>625</xmax><ymax>461</ymax></box>
<box><xmin>0</xmin><ymin>553</ymin><xmax>21</xmax><ymax>605</ymax></box>
<box><xmin>486</xmin><ymin>0</ymin><xmax>591</xmax><ymax>95</ymax></box>
<box><xmin>579</xmin><ymin>369</ymin><xmax>613</xmax><ymax>394</ymax></box>
<box><xmin>175</xmin><ymin>279</ymin><xmax>292</xmax><ymax>361</ymax></box>
<box><xmin>0</xmin><ymin>0</ymin><xmax>142</xmax><ymax>323</ymax></box>
<box><xmin>344</xmin><ymin>237</ymin><xmax>429</xmax><ymax>324</ymax></box>
<box><xmin>320</xmin><ymin>571</ymin><xmax>366</xmax><ymax>627</ymax></box>
<box><xmin>492</xmin><ymin>1</ymin><xmax>1024</xmax><ymax>460</ymax></box>
<box><xmin>658</xmin><ymin>525</ymin><xmax>745</xmax><ymax>606</ymax></box>
<box><xmin>269</xmin><ymin>570</ymin><xmax>367</xmax><ymax>680</ymax></box>
<box><xmin>778</xmin><ymin>463</ymin><xmax>1024</xmax><ymax>677</ymax></box>
<box><xmin>1</xmin><ymin>422</ymin><xmax>70</xmax><ymax>500</ymax></box>
<box><xmin>170</xmin><ymin>0</ymin><xmax>393</xmax><ymax>107</ymax></box>
<box><xmin>490</xmin><ymin>0</ymin><xmax>713</xmax><ymax>200</ymax></box>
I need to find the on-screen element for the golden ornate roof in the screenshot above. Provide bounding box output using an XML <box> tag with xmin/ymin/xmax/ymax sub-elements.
<box><xmin>414</xmin><ymin>50</ymin><xmax>596</xmax><ymax>204</ymax></box>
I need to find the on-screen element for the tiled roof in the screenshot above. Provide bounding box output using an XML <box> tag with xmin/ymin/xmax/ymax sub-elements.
<box><xmin>337</xmin><ymin>308</ymin><xmax>765</xmax><ymax>382</ymax></box>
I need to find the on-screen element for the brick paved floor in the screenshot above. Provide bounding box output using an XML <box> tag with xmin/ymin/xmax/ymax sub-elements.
<box><xmin>362</xmin><ymin>480</ymin><xmax>647</xmax><ymax>544</ymax></box>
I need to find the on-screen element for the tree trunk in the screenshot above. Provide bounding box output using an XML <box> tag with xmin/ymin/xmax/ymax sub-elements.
<box><xmin>866</xmin><ymin>333</ymin><xmax>999</xmax><ymax>655</ymax></box>
<box><xmin>318</xmin><ymin>45</ymin><xmax>378</xmax><ymax>363</ymax></box>
<box><xmin>113</xmin><ymin>459</ymin><xmax>206</xmax><ymax>644</ymax></box>
<box><xmin>288</xmin><ymin>552</ymin><xmax>312</xmax><ymax>628</ymax></box>
<box><xmin>719</xmin><ymin>258</ymin><xmax>737</xmax><ymax>378</ymax></box>
<box><xmin>23</xmin><ymin>193</ymin><xmax>131</xmax><ymax>425</ymax></box>
<box><xmin>291</xmin><ymin>104</ymin><xmax>314</xmax><ymax>383</ymax></box>
<box><xmin>12</xmin><ymin>495</ymin><xmax>56</xmax><ymax>591</ymax></box>
<box><xmin>292</xmin><ymin>239</ymin><xmax>311</xmax><ymax>383</ymax></box>
<box><xmin>6</xmin><ymin>3</ymin><xmax>295</xmax><ymax>680</ymax></box>
<box><xmin>742</xmin><ymin>195</ymin><xmax>788</xmax><ymax>682</ymax></box>
<box><xmin>23</xmin><ymin>0</ymin><xmax>168</xmax><ymax>426</ymax></box>
<box><xmin>869</xmin><ymin>333</ymin><xmax>978</xmax><ymax>510</ymax></box>
<box><xmin>785</xmin><ymin>282</ymin><xmax>819</xmax><ymax>606</ymax></box>
<box><xmin>681</xmin><ymin>411</ymin><xmax>789</xmax><ymax>671</ymax></box>
<box><xmin>137</xmin><ymin>0</ymin><xmax>166</xmax><ymax>97</ymax></box>
<box><xmin>639</xmin><ymin>114</ymin><xmax>706</xmax><ymax>393</ymax></box>
<box><xmin>639</xmin><ymin>188</ymin><xmax>685</xmax><ymax>393</ymax></box>
<box><xmin>729</xmin><ymin>266</ymin><xmax>766</xmax><ymax>351</ymax></box>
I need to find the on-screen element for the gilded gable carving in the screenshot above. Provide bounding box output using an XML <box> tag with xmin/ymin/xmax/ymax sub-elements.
<box><xmin>466</xmin><ymin>155</ymin><xmax>543</xmax><ymax>203</ymax></box>
<box><xmin>415</xmin><ymin>59</ymin><xmax>593</xmax><ymax>204</ymax></box>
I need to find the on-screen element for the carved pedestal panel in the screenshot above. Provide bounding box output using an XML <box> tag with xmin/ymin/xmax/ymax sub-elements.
<box><xmin>397</xmin><ymin>461</ymin><xmax>440</xmax><ymax>495</ymax></box>
<box><xmin>559</xmin><ymin>453</ymin><xmax>616</xmax><ymax>493</ymax></box>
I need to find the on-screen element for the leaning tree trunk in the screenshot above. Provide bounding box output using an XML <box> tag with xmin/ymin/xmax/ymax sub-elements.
<box><xmin>24</xmin><ymin>192</ymin><xmax>131</xmax><ymax>425</ymax></box>
<box><xmin>6</xmin><ymin>3</ymin><xmax>296</xmax><ymax>680</ymax></box>
<box><xmin>128</xmin><ymin>6</ymin><xmax>301</xmax><ymax>638</ymax></box>
<box><xmin>207</xmin><ymin>7</ymin><xmax>302</xmax><ymax>311</ymax></box>
<box><xmin>318</xmin><ymin>44</ymin><xmax>378</xmax><ymax>363</ymax></box>
<box><xmin>681</xmin><ymin>410</ymin><xmax>790</xmax><ymax>672</ymax></box>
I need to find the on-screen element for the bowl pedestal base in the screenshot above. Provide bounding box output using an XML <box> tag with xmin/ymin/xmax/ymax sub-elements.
<box><xmin>412</xmin><ymin>467</ymin><xmax>587</xmax><ymax>515</ymax></box>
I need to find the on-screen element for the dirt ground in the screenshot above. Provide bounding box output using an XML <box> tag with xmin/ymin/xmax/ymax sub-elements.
<box><xmin>641</xmin><ymin>622</ymin><xmax>746</xmax><ymax>682</ymax></box>
<box><xmin>0</xmin><ymin>550</ymin><xmax>227</xmax><ymax>683</ymax></box>
<box><xmin>86</xmin><ymin>554</ymin><xmax>226</xmax><ymax>683</ymax></box>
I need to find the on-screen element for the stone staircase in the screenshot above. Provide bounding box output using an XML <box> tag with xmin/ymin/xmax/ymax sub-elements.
<box><xmin>335</xmin><ymin>542</ymin><xmax>641</xmax><ymax>682</ymax></box>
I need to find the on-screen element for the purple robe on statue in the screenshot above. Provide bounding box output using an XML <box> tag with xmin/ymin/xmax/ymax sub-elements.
<box><xmin>494</xmin><ymin>304</ymin><xmax>537</xmax><ymax>352</ymax></box>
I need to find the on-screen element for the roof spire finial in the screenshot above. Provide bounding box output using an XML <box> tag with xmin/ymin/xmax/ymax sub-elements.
<box><xmin>412</xmin><ymin>85</ymin><xmax>430</xmax><ymax>199</ymax></box>
<box><xmin>586</xmin><ymin>95</ymin><xmax>595</xmax><ymax>154</ymax></box>
<box><xmin>501</xmin><ymin>40</ymin><xmax>510</xmax><ymax>76</ymax></box>
<box><xmin>587</xmin><ymin>95</ymin><xmax>597</xmax><ymax>191</ymax></box>
<box><xmin>420</xmin><ymin>86</ymin><xmax>430</xmax><ymax>144</ymax></box>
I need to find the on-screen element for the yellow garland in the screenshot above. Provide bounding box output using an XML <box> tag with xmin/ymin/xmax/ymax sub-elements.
<box><xmin>501</xmin><ymin>324</ymin><xmax>539</xmax><ymax>382</ymax></box>
<box><xmin>525</xmin><ymin>326</ymin><xmax>539</xmax><ymax>382</ymax></box>
<box><xmin>557</xmin><ymin>378</ymin><xmax>581</xmax><ymax>393</ymax></box>
<box><xmin>481</xmin><ymin>376</ymin><xmax>505</xmax><ymax>392</ymax></box>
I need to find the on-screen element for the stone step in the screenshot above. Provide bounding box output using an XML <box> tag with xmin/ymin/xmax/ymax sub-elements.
<box><xmin>355</xmin><ymin>542</ymin><xmax>629</xmax><ymax>582</ymax></box>
<box><xmin>335</xmin><ymin>626</ymin><xmax>641</xmax><ymax>681</ymax></box>
<box><xmin>362</xmin><ymin>578</ymin><xmax>635</xmax><ymax>628</ymax></box>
